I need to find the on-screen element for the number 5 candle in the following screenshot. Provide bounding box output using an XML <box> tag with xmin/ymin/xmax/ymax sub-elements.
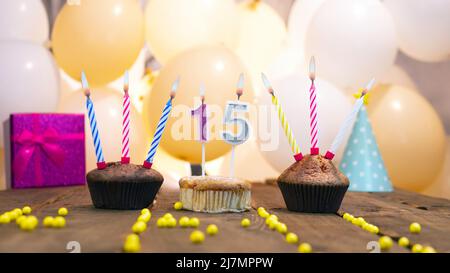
<box><xmin>324</xmin><ymin>78</ymin><xmax>375</xmax><ymax>160</ymax></box>
<box><xmin>143</xmin><ymin>77</ymin><xmax>180</xmax><ymax>169</ymax></box>
<box><xmin>222</xmin><ymin>74</ymin><xmax>250</xmax><ymax>177</ymax></box>
<box><xmin>261</xmin><ymin>73</ymin><xmax>303</xmax><ymax>162</ymax></box>
<box><xmin>82</xmin><ymin>71</ymin><xmax>106</xmax><ymax>170</ymax></box>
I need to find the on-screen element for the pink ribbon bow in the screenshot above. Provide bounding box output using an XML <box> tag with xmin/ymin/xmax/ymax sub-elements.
<box><xmin>12</xmin><ymin>128</ymin><xmax>71</xmax><ymax>185</ymax></box>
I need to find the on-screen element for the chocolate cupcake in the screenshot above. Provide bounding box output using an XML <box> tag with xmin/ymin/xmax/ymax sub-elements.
<box><xmin>179</xmin><ymin>176</ymin><xmax>251</xmax><ymax>213</ymax></box>
<box><xmin>86</xmin><ymin>162</ymin><xmax>163</xmax><ymax>210</ymax></box>
<box><xmin>277</xmin><ymin>155</ymin><xmax>349</xmax><ymax>213</ymax></box>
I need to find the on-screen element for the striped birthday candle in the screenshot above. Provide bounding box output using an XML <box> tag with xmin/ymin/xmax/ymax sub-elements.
<box><xmin>308</xmin><ymin>57</ymin><xmax>319</xmax><ymax>155</ymax></box>
<box><xmin>143</xmin><ymin>77</ymin><xmax>180</xmax><ymax>169</ymax></box>
<box><xmin>261</xmin><ymin>73</ymin><xmax>303</xmax><ymax>162</ymax></box>
<box><xmin>82</xmin><ymin>71</ymin><xmax>106</xmax><ymax>170</ymax></box>
<box><xmin>121</xmin><ymin>71</ymin><xmax>131</xmax><ymax>164</ymax></box>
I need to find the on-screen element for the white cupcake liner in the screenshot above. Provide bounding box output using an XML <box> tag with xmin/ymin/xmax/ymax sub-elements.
<box><xmin>180</xmin><ymin>188</ymin><xmax>251</xmax><ymax>213</ymax></box>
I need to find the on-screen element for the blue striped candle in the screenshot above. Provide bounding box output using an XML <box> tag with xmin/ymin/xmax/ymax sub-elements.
<box><xmin>82</xmin><ymin>71</ymin><xmax>106</xmax><ymax>169</ymax></box>
<box><xmin>143</xmin><ymin>77</ymin><xmax>180</xmax><ymax>169</ymax></box>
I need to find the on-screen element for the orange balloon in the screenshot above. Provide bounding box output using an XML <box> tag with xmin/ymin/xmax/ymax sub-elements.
<box><xmin>143</xmin><ymin>45</ymin><xmax>254</xmax><ymax>163</ymax></box>
<box><xmin>52</xmin><ymin>0</ymin><xmax>144</xmax><ymax>86</ymax></box>
<box><xmin>367</xmin><ymin>84</ymin><xmax>447</xmax><ymax>192</ymax></box>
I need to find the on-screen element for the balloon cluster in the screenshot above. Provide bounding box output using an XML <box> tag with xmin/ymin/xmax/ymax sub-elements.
<box><xmin>0</xmin><ymin>0</ymin><xmax>448</xmax><ymax>194</ymax></box>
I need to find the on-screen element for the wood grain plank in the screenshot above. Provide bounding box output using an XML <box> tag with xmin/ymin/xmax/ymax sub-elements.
<box><xmin>340</xmin><ymin>191</ymin><xmax>450</xmax><ymax>252</ymax></box>
<box><xmin>0</xmin><ymin>184</ymin><xmax>447</xmax><ymax>253</ymax></box>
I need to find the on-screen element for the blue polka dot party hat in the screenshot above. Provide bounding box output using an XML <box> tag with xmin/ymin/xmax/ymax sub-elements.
<box><xmin>339</xmin><ymin>103</ymin><xmax>393</xmax><ymax>192</ymax></box>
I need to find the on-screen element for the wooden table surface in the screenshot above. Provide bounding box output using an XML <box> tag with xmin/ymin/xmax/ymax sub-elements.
<box><xmin>0</xmin><ymin>183</ymin><xmax>449</xmax><ymax>253</ymax></box>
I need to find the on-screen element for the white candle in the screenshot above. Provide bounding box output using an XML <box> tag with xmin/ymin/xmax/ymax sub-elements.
<box><xmin>324</xmin><ymin>78</ymin><xmax>375</xmax><ymax>160</ymax></box>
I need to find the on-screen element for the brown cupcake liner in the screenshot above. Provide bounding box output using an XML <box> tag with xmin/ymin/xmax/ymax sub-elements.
<box><xmin>277</xmin><ymin>181</ymin><xmax>348</xmax><ymax>213</ymax></box>
<box><xmin>87</xmin><ymin>180</ymin><xmax>162</xmax><ymax>210</ymax></box>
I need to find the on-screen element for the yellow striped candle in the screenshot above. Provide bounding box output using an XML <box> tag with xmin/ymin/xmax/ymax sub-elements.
<box><xmin>262</xmin><ymin>73</ymin><xmax>303</xmax><ymax>161</ymax></box>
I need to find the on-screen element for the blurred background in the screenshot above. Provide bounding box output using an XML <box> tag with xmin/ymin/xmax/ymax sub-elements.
<box><xmin>0</xmin><ymin>0</ymin><xmax>449</xmax><ymax>199</ymax></box>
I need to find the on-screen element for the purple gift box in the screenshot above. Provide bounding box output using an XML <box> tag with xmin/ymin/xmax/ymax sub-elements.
<box><xmin>9</xmin><ymin>113</ymin><xmax>85</xmax><ymax>188</ymax></box>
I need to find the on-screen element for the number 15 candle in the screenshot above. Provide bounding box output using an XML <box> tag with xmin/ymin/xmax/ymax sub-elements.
<box><xmin>143</xmin><ymin>77</ymin><xmax>180</xmax><ymax>169</ymax></box>
<box><xmin>82</xmin><ymin>71</ymin><xmax>106</xmax><ymax>170</ymax></box>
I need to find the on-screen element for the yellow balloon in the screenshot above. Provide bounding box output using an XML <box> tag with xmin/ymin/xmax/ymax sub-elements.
<box><xmin>144</xmin><ymin>0</ymin><xmax>237</xmax><ymax>65</ymax></box>
<box><xmin>143</xmin><ymin>45</ymin><xmax>254</xmax><ymax>163</ymax></box>
<box><xmin>52</xmin><ymin>0</ymin><xmax>144</xmax><ymax>86</ymax></box>
<box><xmin>234</xmin><ymin>0</ymin><xmax>287</xmax><ymax>73</ymax></box>
<box><xmin>367</xmin><ymin>84</ymin><xmax>447</xmax><ymax>192</ymax></box>
<box><xmin>58</xmin><ymin>87</ymin><xmax>148</xmax><ymax>170</ymax></box>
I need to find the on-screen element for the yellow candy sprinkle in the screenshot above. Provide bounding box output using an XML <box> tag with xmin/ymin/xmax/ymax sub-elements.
<box><xmin>268</xmin><ymin>220</ymin><xmax>278</xmax><ymax>230</ymax></box>
<box><xmin>370</xmin><ymin>225</ymin><xmax>380</xmax><ymax>234</ymax></box>
<box><xmin>156</xmin><ymin>217</ymin><xmax>167</xmax><ymax>228</ymax></box>
<box><xmin>257</xmin><ymin>207</ymin><xmax>266</xmax><ymax>213</ymax></box>
<box><xmin>346</xmin><ymin>214</ymin><xmax>355</xmax><ymax>222</ymax></box>
<box><xmin>16</xmin><ymin>215</ymin><xmax>27</xmax><ymax>225</ymax></box>
<box><xmin>58</xmin><ymin>207</ymin><xmax>68</xmax><ymax>216</ymax></box>
<box><xmin>53</xmin><ymin>216</ymin><xmax>66</xmax><ymax>228</ymax></box>
<box><xmin>7</xmin><ymin>211</ymin><xmax>18</xmax><ymax>221</ymax></box>
<box><xmin>411</xmin><ymin>244</ymin><xmax>423</xmax><ymax>253</ymax></box>
<box><xmin>43</xmin><ymin>216</ymin><xmax>54</xmax><ymax>228</ymax></box>
<box><xmin>379</xmin><ymin>236</ymin><xmax>393</xmax><ymax>251</ymax></box>
<box><xmin>422</xmin><ymin>246</ymin><xmax>436</xmax><ymax>253</ymax></box>
<box><xmin>174</xmin><ymin>201</ymin><xmax>183</xmax><ymax>210</ymax></box>
<box><xmin>163</xmin><ymin>213</ymin><xmax>173</xmax><ymax>219</ymax></box>
<box><xmin>20</xmin><ymin>216</ymin><xmax>38</xmax><ymax>231</ymax></box>
<box><xmin>123</xmin><ymin>240</ymin><xmax>141</xmax><ymax>253</ymax></box>
<box><xmin>166</xmin><ymin>217</ymin><xmax>177</xmax><ymax>228</ymax></box>
<box><xmin>276</xmin><ymin>222</ymin><xmax>288</xmax><ymax>234</ymax></box>
<box><xmin>241</xmin><ymin>218</ymin><xmax>251</xmax><ymax>228</ymax></box>
<box><xmin>286</xmin><ymin>233</ymin><xmax>298</xmax><ymax>244</ymax></box>
<box><xmin>132</xmin><ymin>221</ymin><xmax>147</xmax><ymax>234</ymax></box>
<box><xmin>190</xmin><ymin>230</ymin><xmax>205</xmax><ymax>244</ymax></box>
<box><xmin>126</xmin><ymin>234</ymin><xmax>140</xmax><ymax>243</ymax></box>
<box><xmin>189</xmin><ymin>217</ymin><xmax>200</xmax><ymax>228</ymax></box>
<box><xmin>137</xmin><ymin>213</ymin><xmax>151</xmax><ymax>223</ymax></box>
<box><xmin>141</xmin><ymin>208</ymin><xmax>150</xmax><ymax>215</ymax></box>
<box><xmin>298</xmin><ymin>243</ymin><xmax>313</xmax><ymax>253</ymax></box>
<box><xmin>409</xmin><ymin>222</ymin><xmax>421</xmax><ymax>234</ymax></box>
<box><xmin>22</xmin><ymin>206</ymin><xmax>32</xmax><ymax>215</ymax></box>
<box><xmin>351</xmin><ymin>217</ymin><xmax>365</xmax><ymax>227</ymax></box>
<box><xmin>258</xmin><ymin>210</ymin><xmax>270</xmax><ymax>219</ymax></box>
<box><xmin>361</xmin><ymin>222</ymin><xmax>371</xmax><ymax>231</ymax></box>
<box><xmin>179</xmin><ymin>216</ymin><xmax>190</xmax><ymax>227</ymax></box>
<box><xmin>206</xmin><ymin>224</ymin><xmax>218</xmax><ymax>235</ymax></box>
<box><xmin>398</xmin><ymin>237</ymin><xmax>410</xmax><ymax>247</ymax></box>
<box><xmin>0</xmin><ymin>213</ymin><xmax>11</xmax><ymax>224</ymax></box>
<box><xmin>13</xmin><ymin>208</ymin><xmax>23</xmax><ymax>217</ymax></box>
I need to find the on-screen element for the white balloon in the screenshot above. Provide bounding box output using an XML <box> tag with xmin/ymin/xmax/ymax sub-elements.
<box><xmin>0</xmin><ymin>0</ymin><xmax>49</xmax><ymax>44</ymax></box>
<box><xmin>384</xmin><ymin>0</ymin><xmax>450</xmax><ymax>62</ymax></box>
<box><xmin>234</xmin><ymin>1</ymin><xmax>287</xmax><ymax>73</ymax></box>
<box><xmin>57</xmin><ymin>89</ymin><xmax>148</xmax><ymax>171</ymax></box>
<box><xmin>144</xmin><ymin>0</ymin><xmax>237</xmax><ymax>64</ymax></box>
<box><xmin>287</xmin><ymin>0</ymin><xmax>326</xmax><ymax>49</ymax></box>
<box><xmin>266</xmin><ymin>45</ymin><xmax>306</xmax><ymax>80</ymax></box>
<box><xmin>0</xmin><ymin>41</ymin><xmax>60</xmax><ymax>148</ymax></box>
<box><xmin>257</xmin><ymin>74</ymin><xmax>352</xmax><ymax>172</ymax></box>
<box><xmin>379</xmin><ymin>65</ymin><xmax>417</xmax><ymax>91</ymax></box>
<box><xmin>305</xmin><ymin>0</ymin><xmax>397</xmax><ymax>90</ymax></box>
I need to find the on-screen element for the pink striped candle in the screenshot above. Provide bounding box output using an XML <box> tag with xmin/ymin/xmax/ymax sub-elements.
<box><xmin>308</xmin><ymin>57</ymin><xmax>319</xmax><ymax>155</ymax></box>
<box><xmin>121</xmin><ymin>71</ymin><xmax>131</xmax><ymax>164</ymax></box>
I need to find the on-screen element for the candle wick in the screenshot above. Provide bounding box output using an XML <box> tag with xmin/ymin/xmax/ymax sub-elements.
<box><xmin>84</xmin><ymin>88</ymin><xmax>91</xmax><ymax>97</ymax></box>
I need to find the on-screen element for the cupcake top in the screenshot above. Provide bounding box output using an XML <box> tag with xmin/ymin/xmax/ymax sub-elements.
<box><xmin>87</xmin><ymin>162</ymin><xmax>163</xmax><ymax>183</ymax></box>
<box><xmin>277</xmin><ymin>155</ymin><xmax>349</xmax><ymax>186</ymax></box>
<box><xmin>179</xmin><ymin>176</ymin><xmax>251</xmax><ymax>191</ymax></box>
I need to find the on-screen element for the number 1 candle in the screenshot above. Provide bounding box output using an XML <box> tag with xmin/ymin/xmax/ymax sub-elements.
<box><xmin>261</xmin><ymin>73</ymin><xmax>303</xmax><ymax>162</ymax></box>
<box><xmin>121</xmin><ymin>70</ymin><xmax>131</xmax><ymax>164</ymax></box>
<box><xmin>191</xmin><ymin>84</ymin><xmax>207</xmax><ymax>176</ymax></box>
<box><xmin>324</xmin><ymin>78</ymin><xmax>375</xmax><ymax>160</ymax></box>
<box><xmin>222</xmin><ymin>74</ymin><xmax>250</xmax><ymax>177</ymax></box>
<box><xmin>143</xmin><ymin>77</ymin><xmax>180</xmax><ymax>169</ymax></box>
<box><xmin>308</xmin><ymin>57</ymin><xmax>319</xmax><ymax>155</ymax></box>
<box><xmin>82</xmin><ymin>71</ymin><xmax>106</xmax><ymax>170</ymax></box>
